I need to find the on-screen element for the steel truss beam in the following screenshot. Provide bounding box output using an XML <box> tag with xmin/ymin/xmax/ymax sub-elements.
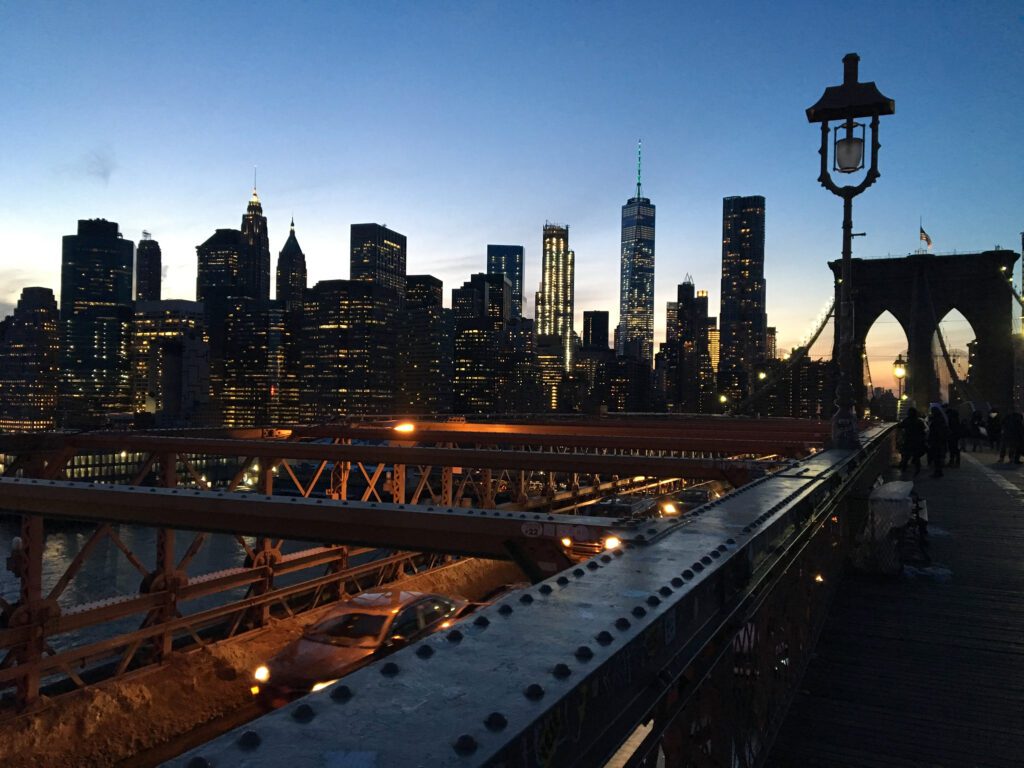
<box><xmin>170</xmin><ymin>426</ymin><xmax>892</xmax><ymax>768</ymax></box>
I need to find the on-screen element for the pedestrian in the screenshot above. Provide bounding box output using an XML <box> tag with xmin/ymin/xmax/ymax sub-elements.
<box><xmin>970</xmin><ymin>410</ymin><xmax>985</xmax><ymax>452</ymax></box>
<box><xmin>927</xmin><ymin>406</ymin><xmax>948</xmax><ymax>478</ymax></box>
<box><xmin>898</xmin><ymin>407</ymin><xmax>926</xmax><ymax>476</ymax></box>
<box><xmin>999</xmin><ymin>411</ymin><xmax>1023</xmax><ymax>464</ymax></box>
<box><xmin>987</xmin><ymin>409</ymin><xmax>1002</xmax><ymax>451</ymax></box>
<box><xmin>945</xmin><ymin>406</ymin><xmax>962</xmax><ymax>468</ymax></box>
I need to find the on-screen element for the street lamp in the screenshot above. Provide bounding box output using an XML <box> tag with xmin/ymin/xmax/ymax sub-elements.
<box><xmin>893</xmin><ymin>353</ymin><xmax>906</xmax><ymax>417</ymax></box>
<box><xmin>807</xmin><ymin>53</ymin><xmax>895</xmax><ymax>448</ymax></box>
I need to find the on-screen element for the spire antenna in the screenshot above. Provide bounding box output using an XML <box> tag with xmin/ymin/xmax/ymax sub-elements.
<box><xmin>636</xmin><ymin>139</ymin><xmax>643</xmax><ymax>198</ymax></box>
<box><xmin>253</xmin><ymin>165</ymin><xmax>257</xmax><ymax>192</ymax></box>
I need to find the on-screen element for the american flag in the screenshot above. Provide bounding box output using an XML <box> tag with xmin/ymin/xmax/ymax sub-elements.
<box><xmin>919</xmin><ymin>226</ymin><xmax>933</xmax><ymax>248</ymax></box>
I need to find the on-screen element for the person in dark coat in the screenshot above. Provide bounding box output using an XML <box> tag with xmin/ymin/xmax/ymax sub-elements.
<box><xmin>999</xmin><ymin>411</ymin><xmax>1023</xmax><ymax>464</ymax></box>
<box><xmin>927</xmin><ymin>406</ymin><xmax>948</xmax><ymax>478</ymax></box>
<box><xmin>987</xmin><ymin>409</ymin><xmax>1002</xmax><ymax>451</ymax></box>
<box><xmin>970</xmin><ymin>410</ymin><xmax>985</xmax><ymax>452</ymax></box>
<box><xmin>945</xmin><ymin>406</ymin><xmax>962</xmax><ymax>467</ymax></box>
<box><xmin>898</xmin><ymin>407</ymin><xmax>927</xmax><ymax>475</ymax></box>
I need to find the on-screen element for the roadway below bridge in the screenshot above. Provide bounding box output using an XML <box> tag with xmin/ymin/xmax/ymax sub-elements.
<box><xmin>0</xmin><ymin>557</ymin><xmax>526</xmax><ymax>768</ymax></box>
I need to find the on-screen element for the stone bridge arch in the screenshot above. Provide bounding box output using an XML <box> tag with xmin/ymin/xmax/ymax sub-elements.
<box><xmin>830</xmin><ymin>249</ymin><xmax>1018</xmax><ymax>411</ymax></box>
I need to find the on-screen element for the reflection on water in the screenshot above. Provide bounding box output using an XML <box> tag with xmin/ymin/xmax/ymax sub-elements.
<box><xmin>0</xmin><ymin>514</ymin><xmax>322</xmax><ymax>653</ymax></box>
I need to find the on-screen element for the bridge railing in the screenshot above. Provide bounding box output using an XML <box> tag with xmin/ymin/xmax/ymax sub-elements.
<box><xmin>172</xmin><ymin>424</ymin><xmax>894</xmax><ymax>768</ymax></box>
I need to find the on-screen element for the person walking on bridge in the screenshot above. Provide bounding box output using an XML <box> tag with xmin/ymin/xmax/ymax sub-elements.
<box><xmin>898</xmin><ymin>407</ymin><xmax>926</xmax><ymax>476</ymax></box>
<box><xmin>927</xmin><ymin>406</ymin><xmax>948</xmax><ymax>478</ymax></box>
<box><xmin>945</xmin><ymin>406</ymin><xmax>962</xmax><ymax>468</ymax></box>
<box><xmin>999</xmin><ymin>411</ymin><xmax>1023</xmax><ymax>465</ymax></box>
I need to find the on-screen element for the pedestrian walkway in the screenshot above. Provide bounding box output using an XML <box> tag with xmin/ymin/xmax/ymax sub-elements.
<box><xmin>766</xmin><ymin>446</ymin><xmax>1024</xmax><ymax>767</ymax></box>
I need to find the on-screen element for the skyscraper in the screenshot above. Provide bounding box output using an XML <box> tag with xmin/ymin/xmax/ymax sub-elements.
<box><xmin>452</xmin><ymin>273</ymin><xmax>511</xmax><ymax>413</ymax></box>
<box><xmin>398</xmin><ymin>275</ymin><xmax>452</xmax><ymax>414</ymax></box>
<box><xmin>536</xmin><ymin>223</ymin><xmax>574</xmax><ymax>371</ymax></box>
<box><xmin>136</xmin><ymin>232</ymin><xmax>161</xmax><ymax>301</ymax></box>
<box><xmin>487</xmin><ymin>244</ymin><xmax>525</xmax><ymax>320</ymax></box>
<box><xmin>718</xmin><ymin>195</ymin><xmax>767</xmax><ymax>398</ymax></box>
<box><xmin>351</xmin><ymin>223</ymin><xmax>407</xmax><ymax>303</ymax></box>
<box><xmin>196</xmin><ymin>227</ymin><xmax>243</xmax><ymax>419</ymax></box>
<box><xmin>240</xmin><ymin>188</ymin><xmax>271</xmax><ymax>300</ymax></box>
<box><xmin>131</xmin><ymin>300</ymin><xmax>210</xmax><ymax>427</ymax></box>
<box><xmin>276</xmin><ymin>218</ymin><xmax>307</xmax><ymax>311</ymax></box>
<box><xmin>617</xmin><ymin>142</ymin><xmax>656</xmax><ymax>364</ymax></box>
<box><xmin>276</xmin><ymin>219</ymin><xmax>307</xmax><ymax>424</ymax></box>
<box><xmin>302</xmin><ymin>280</ymin><xmax>398</xmax><ymax>419</ymax></box>
<box><xmin>0</xmin><ymin>287</ymin><xmax>59</xmax><ymax>431</ymax></box>
<box><xmin>666</xmin><ymin>280</ymin><xmax>713</xmax><ymax>412</ymax></box>
<box><xmin>583</xmin><ymin>311</ymin><xmax>610</xmax><ymax>350</ymax></box>
<box><xmin>59</xmin><ymin>219</ymin><xmax>134</xmax><ymax>426</ymax></box>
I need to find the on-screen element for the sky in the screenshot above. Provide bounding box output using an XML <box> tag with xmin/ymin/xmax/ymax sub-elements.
<box><xmin>1</xmin><ymin>1</ymin><xmax>1021</xmax><ymax>392</ymax></box>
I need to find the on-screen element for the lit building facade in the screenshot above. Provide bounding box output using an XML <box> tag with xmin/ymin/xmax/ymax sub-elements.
<box><xmin>221</xmin><ymin>299</ymin><xmax>284</xmax><ymax>427</ymax></box>
<box><xmin>0</xmin><ymin>287</ymin><xmax>60</xmax><ymax>432</ymax></box>
<box><xmin>302</xmin><ymin>280</ymin><xmax>398</xmax><ymax>419</ymax></box>
<box><xmin>452</xmin><ymin>273</ymin><xmax>511</xmax><ymax>413</ymax></box>
<box><xmin>617</xmin><ymin>169</ymin><xmax>655</xmax><ymax>364</ymax></box>
<box><xmin>131</xmin><ymin>300</ymin><xmax>210</xmax><ymax>427</ymax></box>
<box><xmin>706</xmin><ymin>319</ymin><xmax>720</xmax><ymax>374</ymax></box>
<box><xmin>351</xmin><ymin>223</ymin><xmax>407</xmax><ymax>304</ymax></box>
<box><xmin>536</xmin><ymin>223</ymin><xmax>574</xmax><ymax>373</ymax></box>
<box><xmin>59</xmin><ymin>219</ymin><xmax>134</xmax><ymax>426</ymax></box>
<box><xmin>487</xmin><ymin>244</ymin><xmax>525</xmax><ymax>320</ymax></box>
<box><xmin>718</xmin><ymin>195</ymin><xmax>767</xmax><ymax>398</ymax></box>
<box><xmin>136</xmin><ymin>232</ymin><xmax>161</xmax><ymax>301</ymax></box>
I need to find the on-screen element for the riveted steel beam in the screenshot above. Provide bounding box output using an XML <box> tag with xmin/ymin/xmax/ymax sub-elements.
<box><xmin>169</xmin><ymin>426</ymin><xmax>891</xmax><ymax>768</ymax></box>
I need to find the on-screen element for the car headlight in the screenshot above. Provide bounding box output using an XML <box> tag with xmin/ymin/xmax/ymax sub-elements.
<box><xmin>254</xmin><ymin>665</ymin><xmax>270</xmax><ymax>683</ymax></box>
<box><xmin>311</xmin><ymin>679</ymin><xmax>338</xmax><ymax>692</ymax></box>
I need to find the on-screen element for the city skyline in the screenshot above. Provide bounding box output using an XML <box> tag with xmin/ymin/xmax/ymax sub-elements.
<box><xmin>1</xmin><ymin>3</ymin><xmax>1022</xmax><ymax>391</ymax></box>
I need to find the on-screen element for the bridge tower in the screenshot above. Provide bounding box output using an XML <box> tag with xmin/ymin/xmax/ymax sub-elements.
<box><xmin>830</xmin><ymin>249</ymin><xmax>1019</xmax><ymax>412</ymax></box>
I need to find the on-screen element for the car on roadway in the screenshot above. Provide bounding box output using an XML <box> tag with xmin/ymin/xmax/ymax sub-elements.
<box><xmin>251</xmin><ymin>590</ymin><xmax>467</xmax><ymax>707</ymax></box>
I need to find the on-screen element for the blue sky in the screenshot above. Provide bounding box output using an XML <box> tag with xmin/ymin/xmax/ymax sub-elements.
<box><xmin>1</xmin><ymin>1</ymin><xmax>1021</xmax><ymax>389</ymax></box>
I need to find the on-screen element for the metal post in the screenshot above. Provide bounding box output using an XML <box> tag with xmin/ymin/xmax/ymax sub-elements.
<box><xmin>832</xmin><ymin>193</ymin><xmax>859</xmax><ymax>447</ymax></box>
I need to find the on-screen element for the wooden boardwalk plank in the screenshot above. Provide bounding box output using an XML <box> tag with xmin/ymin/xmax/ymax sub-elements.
<box><xmin>766</xmin><ymin>449</ymin><xmax>1024</xmax><ymax>767</ymax></box>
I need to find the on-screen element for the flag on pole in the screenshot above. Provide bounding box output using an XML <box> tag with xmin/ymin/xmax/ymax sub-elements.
<box><xmin>919</xmin><ymin>226</ymin><xmax>933</xmax><ymax>249</ymax></box>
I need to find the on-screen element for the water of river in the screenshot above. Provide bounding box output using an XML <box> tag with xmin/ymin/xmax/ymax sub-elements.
<box><xmin>0</xmin><ymin>514</ymin><xmax>325</xmax><ymax>653</ymax></box>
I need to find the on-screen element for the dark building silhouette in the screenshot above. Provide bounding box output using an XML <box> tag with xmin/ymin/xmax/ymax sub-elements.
<box><xmin>196</xmin><ymin>227</ymin><xmax>244</xmax><ymax>419</ymax></box>
<box><xmin>59</xmin><ymin>219</ymin><xmax>134</xmax><ymax>426</ymax></box>
<box><xmin>276</xmin><ymin>219</ymin><xmax>307</xmax><ymax>423</ymax></box>
<box><xmin>302</xmin><ymin>280</ymin><xmax>398</xmax><ymax>419</ymax></box>
<box><xmin>499</xmin><ymin>317</ymin><xmax>543</xmax><ymax>414</ymax></box>
<box><xmin>0</xmin><ymin>287</ymin><xmax>60</xmax><ymax>432</ymax></box>
<box><xmin>583</xmin><ymin>311</ymin><xmax>610</xmax><ymax>350</ymax></box>
<box><xmin>276</xmin><ymin>218</ymin><xmax>307</xmax><ymax>311</ymax></box>
<box><xmin>135</xmin><ymin>232</ymin><xmax>161</xmax><ymax>301</ymax></box>
<box><xmin>241</xmin><ymin>188</ymin><xmax>271</xmax><ymax>301</ymax></box>
<box><xmin>351</xmin><ymin>223</ymin><xmax>407</xmax><ymax>304</ymax></box>
<box><xmin>718</xmin><ymin>195</ymin><xmax>767</xmax><ymax>399</ymax></box>
<box><xmin>577</xmin><ymin>311</ymin><xmax>614</xmax><ymax>412</ymax></box>
<box><xmin>617</xmin><ymin>150</ymin><xmax>656</xmax><ymax>364</ymax></box>
<box><xmin>131</xmin><ymin>300</ymin><xmax>210</xmax><ymax>427</ymax></box>
<box><xmin>487</xmin><ymin>244</ymin><xmax>525</xmax><ymax>320</ymax></box>
<box><xmin>665</xmin><ymin>280</ymin><xmax>713</xmax><ymax>412</ymax></box>
<box><xmin>398</xmin><ymin>275</ymin><xmax>452</xmax><ymax>414</ymax></box>
<box><xmin>452</xmin><ymin>273</ymin><xmax>511</xmax><ymax>413</ymax></box>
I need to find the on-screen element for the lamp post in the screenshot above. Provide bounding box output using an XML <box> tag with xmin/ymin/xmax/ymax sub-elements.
<box><xmin>893</xmin><ymin>353</ymin><xmax>907</xmax><ymax>418</ymax></box>
<box><xmin>807</xmin><ymin>53</ymin><xmax>895</xmax><ymax>448</ymax></box>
